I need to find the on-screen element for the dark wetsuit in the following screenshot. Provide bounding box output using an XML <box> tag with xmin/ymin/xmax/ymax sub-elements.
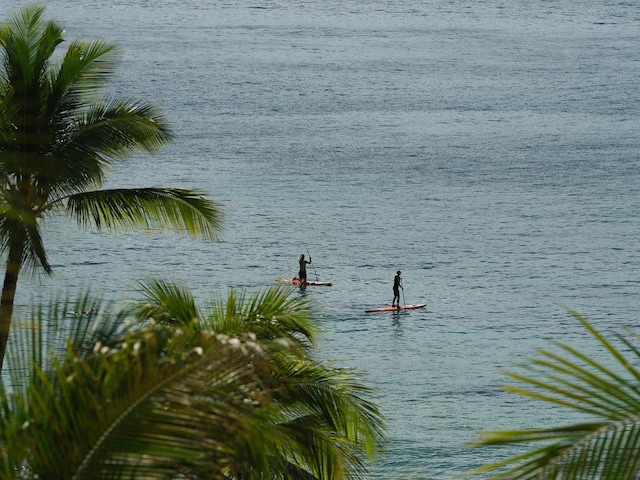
<box><xmin>393</xmin><ymin>274</ymin><xmax>402</xmax><ymax>306</ymax></box>
<box><xmin>299</xmin><ymin>257</ymin><xmax>311</xmax><ymax>283</ymax></box>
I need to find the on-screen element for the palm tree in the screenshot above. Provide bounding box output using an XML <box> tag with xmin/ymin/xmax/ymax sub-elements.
<box><xmin>0</xmin><ymin>6</ymin><xmax>222</xmax><ymax>370</ymax></box>
<box><xmin>0</xmin><ymin>283</ymin><xmax>385</xmax><ymax>479</ymax></box>
<box><xmin>469</xmin><ymin>311</ymin><xmax>640</xmax><ymax>479</ymax></box>
<box><xmin>133</xmin><ymin>279</ymin><xmax>386</xmax><ymax>479</ymax></box>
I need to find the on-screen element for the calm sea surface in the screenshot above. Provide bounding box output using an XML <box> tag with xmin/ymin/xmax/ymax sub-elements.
<box><xmin>4</xmin><ymin>0</ymin><xmax>640</xmax><ymax>478</ymax></box>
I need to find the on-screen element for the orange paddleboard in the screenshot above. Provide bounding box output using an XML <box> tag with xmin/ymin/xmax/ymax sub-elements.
<box><xmin>365</xmin><ymin>303</ymin><xmax>427</xmax><ymax>313</ymax></box>
<box><xmin>276</xmin><ymin>278</ymin><xmax>332</xmax><ymax>286</ymax></box>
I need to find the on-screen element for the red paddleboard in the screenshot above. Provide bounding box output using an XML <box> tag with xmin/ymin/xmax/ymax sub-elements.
<box><xmin>365</xmin><ymin>303</ymin><xmax>427</xmax><ymax>313</ymax></box>
<box><xmin>276</xmin><ymin>278</ymin><xmax>332</xmax><ymax>287</ymax></box>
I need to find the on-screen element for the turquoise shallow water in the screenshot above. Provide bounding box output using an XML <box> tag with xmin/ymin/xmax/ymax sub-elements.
<box><xmin>5</xmin><ymin>0</ymin><xmax>640</xmax><ymax>478</ymax></box>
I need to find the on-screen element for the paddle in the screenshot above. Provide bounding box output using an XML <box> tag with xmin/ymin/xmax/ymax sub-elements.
<box><xmin>402</xmin><ymin>284</ymin><xmax>406</xmax><ymax>308</ymax></box>
<box><xmin>307</xmin><ymin>248</ymin><xmax>319</xmax><ymax>282</ymax></box>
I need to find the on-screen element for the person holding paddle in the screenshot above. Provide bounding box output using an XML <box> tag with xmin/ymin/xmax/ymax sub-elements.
<box><xmin>392</xmin><ymin>270</ymin><xmax>403</xmax><ymax>308</ymax></box>
<box><xmin>298</xmin><ymin>254</ymin><xmax>312</xmax><ymax>285</ymax></box>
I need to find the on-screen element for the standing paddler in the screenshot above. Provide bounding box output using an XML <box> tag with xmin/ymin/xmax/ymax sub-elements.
<box><xmin>298</xmin><ymin>254</ymin><xmax>312</xmax><ymax>285</ymax></box>
<box><xmin>392</xmin><ymin>270</ymin><xmax>403</xmax><ymax>308</ymax></box>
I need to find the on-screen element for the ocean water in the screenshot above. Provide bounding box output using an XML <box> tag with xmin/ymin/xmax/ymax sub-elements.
<box><xmin>4</xmin><ymin>0</ymin><xmax>640</xmax><ymax>478</ymax></box>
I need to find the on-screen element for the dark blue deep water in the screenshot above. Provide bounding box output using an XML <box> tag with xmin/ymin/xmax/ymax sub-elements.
<box><xmin>5</xmin><ymin>0</ymin><xmax>640</xmax><ymax>478</ymax></box>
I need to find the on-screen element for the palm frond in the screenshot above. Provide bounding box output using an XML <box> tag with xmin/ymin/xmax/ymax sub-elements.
<box><xmin>469</xmin><ymin>313</ymin><xmax>640</xmax><ymax>479</ymax></box>
<box><xmin>203</xmin><ymin>286</ymin><xmax>319</xmax><ymax>348</ymax></box>
<box><xmin>0</xmin><ymin>192</ymin><xmax>51</xmax><ymax>274</ymax></box>
<box><xmin>273</xmin><ymin>358</ymin><xmax>386</xmax><ymax>457</ymax></box>
<box><xmin>0</xmin><ymin>6</ymin><xmax>62</xmax><ymax>88</ymax></box>
<box><xmin>48</xmin><ymin>39</ymin><xmax>120</xmax><ymax>113</ymax></box>
<box><xmin>134</xmin><ymin>277</ymin><xmax>201</xmax><ymax>326</ymax></box>
<box><xmin>64</xmin><ymin>187</ymin><xmax>223</xmax><ymax>240</ymax></box>
<box><xmin>21</xmin><ymin>214</ymin><xmax>50</xmax><ymax>274</ymax></box>
<box><xmin>41</xmin><ymin>98</ymin><xmax>174</xmax><ymax>199</ymax></box>
<box><xmin>5</xmin><ymin>293</ymin><xmax>129</xmax><ymax>394</ymax></box>
<box><xmin>68</xmin><ymin>97</ymin><xmax>173</xmax><ymax>157</ymax></box>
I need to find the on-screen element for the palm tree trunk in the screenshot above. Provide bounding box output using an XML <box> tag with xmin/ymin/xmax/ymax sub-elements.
<box><xmin>0</xmin><ymin>243</ymin><xmax>23</xmax><ymax>372</ymax></box>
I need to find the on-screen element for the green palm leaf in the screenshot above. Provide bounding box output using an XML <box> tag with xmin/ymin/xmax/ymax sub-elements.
<box><xmin>0</xmin><ymin>192</ymin><xmax>50</xmax><ymax>273</ymax></box>
<box><xmin>64</xmin><ymin>187</ymin><xmax>223</xmax><ymax>239</ymax></box>
<box><xmin>135</xmin><ymin>277</ymin><xmax>201</xmax><ymax>326</ymax></box>
<box><xmin>469</xmin><ymin>311</ymin><xmax>640</xmax><ymax>479</ymax></box>
<box><xmin>67</xmin><ymin>98</ymin><xmax>172</xmax><ymax>159</ymax></box>
<box><xmin>46</xmin><ymin>99</ymin><xmax>173</xmax><ymax>197</ymax></box>
<box><xmin>49</xmin><ymin>39</ymin><xmax>120</xmax><ymax>108</ymax></box>
<box><xmin>272</xmin><ymin>358</ymin><xmax>386</xmax><ymax>464</ymax></box>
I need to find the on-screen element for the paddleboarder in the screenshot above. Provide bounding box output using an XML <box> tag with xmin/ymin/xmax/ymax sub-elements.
<box><xmin>392</xmin><ymin>270</ymin><xmax>403</xmax><ymax>308</ymax></box>
<box><xmin>298</xmin><ymin>254</ymin><xmax>312</xmax><ymax>285</ymax></box>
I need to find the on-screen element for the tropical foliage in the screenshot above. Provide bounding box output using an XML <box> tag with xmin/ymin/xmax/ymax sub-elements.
<box><xmin>0</xmin><ymin>5</ymin><xmax>222</xmax><ymax>369</ymax></box>
<box><xmin>0</xmin><ymin>282</ymin><xmax>385</xmax><ymax>479</ymax></box>
<box><xmin>469</xmin><ymin>311</ymin><xmax>640</xmax><ymax>479</ymax></box>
